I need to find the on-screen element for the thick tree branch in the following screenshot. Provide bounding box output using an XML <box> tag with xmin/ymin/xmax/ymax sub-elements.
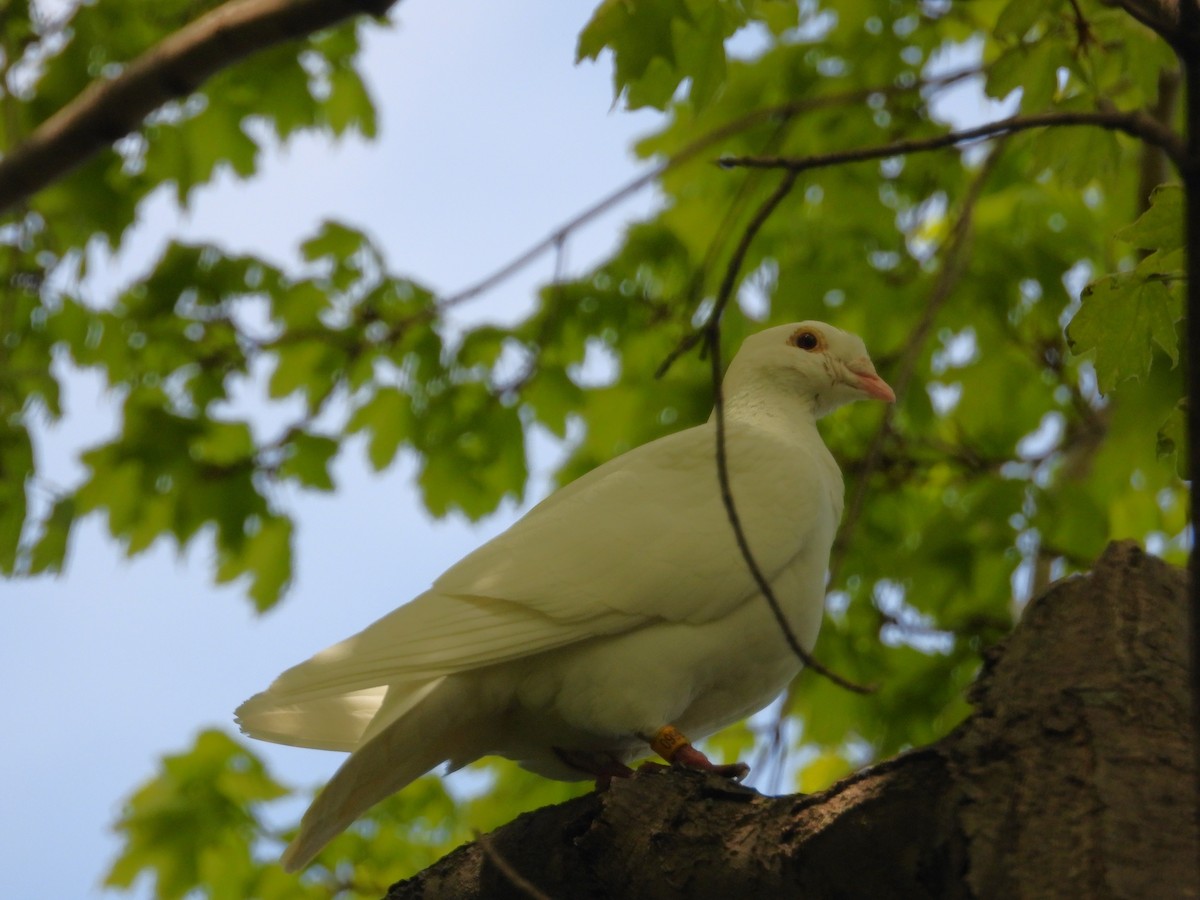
<box><xmin>0</xmin><ymin>0</ymin><xmax>397</xmax><ymax>214</ymax></box>
<box><xmin>473</xmin><ymin>831</ymin><xmax>552</xmax><ymax>900</ymax></box>
<box><xmin>387</xmin><ymin>542</ymin><xmax>1197</xmax><ymax>899</ymax></box>
<box><xmin>719</xmin><ymin>109</ymin><xmax>1187</xmax><ymax>174</ymax></box>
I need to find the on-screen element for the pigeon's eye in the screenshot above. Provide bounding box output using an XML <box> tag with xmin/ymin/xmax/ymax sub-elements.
<box><xmin>792</xmin><ymin>331</ymin><xmax>820</xmax><ymax>351</ymax></box>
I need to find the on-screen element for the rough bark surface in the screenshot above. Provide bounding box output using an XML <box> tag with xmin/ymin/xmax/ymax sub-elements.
<box><xmin>385</xmin><ymin>541</ymin><xmax>1197</xmax><ymax>900</ymax></box>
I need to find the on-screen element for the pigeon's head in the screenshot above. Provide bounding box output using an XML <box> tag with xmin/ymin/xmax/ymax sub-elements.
<box><xmin>727</xmin><ymin>321</ymin><xmax>895</xmax><ymax>417</ymax></box>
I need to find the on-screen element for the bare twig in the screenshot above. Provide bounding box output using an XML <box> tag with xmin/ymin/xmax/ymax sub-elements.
<box><xmin>1065</xmin><ymin>0</ymin><xmax>1096</xmax><ymax>50</ymax></box>
<box><xmin>0</xmin><ymin>0</ymin><xmax>397</xmax><ymax>213</ymax></box>
<box><xmin>438</xmin><ymin>66</ymin><xmax>985</xmax><ymax>311</ymax></box>
<box><xmin>702</xmin><ymin>171</ymin><xmax>872</xmax><ymax>695</ymax></box>
<box><xmin>719</xmin><ymin>109</ymin><xmax>1186</xmax><ymax>174</ymax></box>
<box><xmin>474</xmin><ymin>829</ymin><xmax>554</xmax><ymax>900</ymax></box>
<box><xmin>660</xmin><ymin>109</ymin><xmax>1181</xmax><ymax>380</ymax></box>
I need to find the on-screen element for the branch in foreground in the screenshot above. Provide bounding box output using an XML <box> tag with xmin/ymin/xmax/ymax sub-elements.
<box><xmin>698</xmin><ymin>171</ymin><xmax>873</xmax><ymax>694</ymax></box>
<box><xmin>386</xmin><ymin>542</ymin><xmax>1196</xmax><ymax>899</ymax></box>
<box><xmin>718</xmin><ymin>109</ymin><xmax>1187</xmax><ymax>175</ymax></box>
<box><xmin>0</xmin><ymin>0</ymin><xmax>396</xmax><ymax>214</ymax></box>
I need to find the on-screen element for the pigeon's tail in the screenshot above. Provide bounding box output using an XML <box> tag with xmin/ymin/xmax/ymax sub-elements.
<box><xmin>280</xmin><ymin>676</ymin><xmax>479</xmax><ymax>873</ymax></box>
<box><xmin>235</xmin><ymin>687</ymin><xmax>388</xmax><ymax>752</ymax></box>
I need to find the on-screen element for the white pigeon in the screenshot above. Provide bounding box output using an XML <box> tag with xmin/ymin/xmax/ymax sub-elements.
<box><xmin>236</xmin><ymin>320</ymin><xmax>894</xmax><ymax>871</ymax></box>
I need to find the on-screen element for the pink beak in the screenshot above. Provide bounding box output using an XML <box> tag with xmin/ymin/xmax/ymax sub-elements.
<box><xmin>848</xmin><ymin>359</ymin><xmax>896</xmax><ymax>403</ymax></box>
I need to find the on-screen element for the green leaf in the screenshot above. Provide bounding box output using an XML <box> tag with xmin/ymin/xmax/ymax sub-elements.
<box><xmin>28</xmin><ymin>496</ymin><xmax>76</xmax><ymax>575</ymax></box>
<box><xmin>1156</xmin><ymin>400</ymin><xmax>1189</xmax><ymax>480</ymax></box>
<box><xmin>215</xmin><ymin>515</ymin><xmax>294</xmax><ymax>611</ymax></box>
<box><xmin>1027</xmin><ymin>115</ymin><xmax>1120</xmax><ymax>186</ymax></box>
<box><xmin>577</xmin><ymin>0</ymin><xmax>742</xmax><ymax>109</ymax></box>
<box><xmin>1017</xmin><ymin>40</ymin><xmax>1070</xmax><ymax>112</ymax></box>
<box><xmin>268</xmin><ymin>341</ymin><xmax>340</xmax><ymax>407</ymax></box>
<box><xmin>326</xmin><ymin>64</ymin><xmax>377</xmax><ymax>137</ymax></box>
<box><xmin>1067</xmin><ymin>273</ymin><xmax>1180</xmax><ymax>392</ymax></box>
<box><xmin>271</xmin><ymin>280</ymin><xmax>331</xmax><ymax>329</ymax></box>
<box><xmin>278</xmin><ymin>431</ymin><xmax>339</xmax><ymax>491</ymax></box>
<box><xmin>456</xmin><ymin>326</ymin><xmax>511</xmax><ymax>369</ymax></box>
<box><xmin>994</xmin><ymin>0</ymin><xmax>1057</xmax><ymax>40</ymax></box>
<box><xmin>106</xmin><ymin>730</ymin><xmax>289</xmax><ymax>899</ymax></box>
<box><xmin>189</xmin><ymin>421</ymin><xmax>255</xmax><ymax>465</ymax></box>
<box><xmin>348</xmin><ymin>387</ymin><xmax>412</xmax><ymax>471</ymax></box>
<box><xmin>1116</xmin><ymin>183</ymin><xmax>1183</xmax><ymax>253</ymax></box>
<box><xmin>523</xmin><ymin>366</ymin><xmax>584</xmax><ymax>438</ymax></box>
<box><xmin>754</xmin><ymin>0</ymin><xmax>798</xmax><ymax>36</ymax></box>
<box><xmin>300</xmin><ymin>219</ymin><xmax>367</xmax><ymax>264</ymax></box>
<box><xmin>0</xmin><ymin>421</ymin><xmax>33</xmax><ymax>574</ymax></box>
<box><xmin>414</xmin><ymin>386</ymin><xmax>527</xmax><ymax>519</ymax></box>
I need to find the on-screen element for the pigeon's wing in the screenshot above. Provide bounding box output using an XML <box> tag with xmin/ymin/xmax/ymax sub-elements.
<box><xmin>436</xmin><ymin>419</ymin><xmax>829</xmax><ymax>624</ymax></box>
<box><xmin>253</xmin><ymin>421</ymin><xmax>831</xmax><ymax>707</ymax></box>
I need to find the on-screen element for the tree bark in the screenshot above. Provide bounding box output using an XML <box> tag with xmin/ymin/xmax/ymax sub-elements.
<box><xmin>385</xmin><ymin>541</ymin><xmax>1197</xmax><ymax>900</ymax></box>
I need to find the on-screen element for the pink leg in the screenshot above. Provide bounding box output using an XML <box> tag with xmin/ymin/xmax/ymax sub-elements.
<box><xmin>646</xmin><ymin>724</ymin><xmax>751</xmax><ymax>781</ymax></box>
<box><xmin>670</xmin><ymin>743</ymin><xmax>750</xmax><ymax>781</ymax></box>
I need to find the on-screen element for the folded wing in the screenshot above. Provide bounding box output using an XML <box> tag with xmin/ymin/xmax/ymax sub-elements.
<box><xmin>237</xmin><ymin>420</ymin><xmax>820</xmax><ymax>749</ymax></box>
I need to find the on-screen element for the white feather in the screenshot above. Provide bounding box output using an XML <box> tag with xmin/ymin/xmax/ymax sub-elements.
<box><xmin>236</xmin><ymin>320</ymin><xmax>893</xmax><ymax>871</ymax></box>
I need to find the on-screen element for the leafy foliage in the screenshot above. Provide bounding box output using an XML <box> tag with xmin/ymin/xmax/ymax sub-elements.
<box><xmin>105</xmin><ymin>730</ymin><xmax>291</xmax><ymax>900</ymax></box>
<box><xmin>1</xmin><ymin>0</ymin><xmax>1188</xmax><ymax>894</ymax></box>
<box><xmin>107</xmin><ymin>732</ymin><xmax>587</xmax><ymax>900</ymax></box>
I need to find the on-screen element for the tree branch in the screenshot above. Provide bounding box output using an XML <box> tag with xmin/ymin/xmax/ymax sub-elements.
<box><xmin>0</xmin><ymin>0</ymin><xmax>397</xmax><ymax>214</ymax></box>
<box><xmin>700</xmin><ymin>172</ymin><xmax>871</xmax><ymax>695</ymax></box>
<box><xmin>473</xmin><ymin>830</ymin><xmax>553</xmax><ymax>900</ymax></box>
<box><xmin>438</xmin><ymin>66</ymin><xmax>985</xmax><ymax>311</ymax></box>
<box><xmin>387</xmin><ymin>542</ymin><xmax>1197</xmax><ymax>899</ymax></box>
<box><xmin>718</xmin><ymin>109</ymin><xmax>1187</xmax><ymax>175</ymax></box>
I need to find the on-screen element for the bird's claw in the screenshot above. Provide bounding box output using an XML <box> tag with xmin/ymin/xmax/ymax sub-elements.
<box><xmin>670</xmin><ymin>743</ymin><xmax>750</xmax><ymax>781</ymax></box>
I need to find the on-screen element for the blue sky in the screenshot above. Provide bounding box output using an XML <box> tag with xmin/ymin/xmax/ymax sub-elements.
<box><xmin>2</xmin><ymin>2</ymin><xmax>661</xmax><ymax>895</ymax></box>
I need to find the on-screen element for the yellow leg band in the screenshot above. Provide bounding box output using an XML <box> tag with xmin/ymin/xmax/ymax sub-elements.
<box><xmin>650</xmin><ymin>725</ymin><xmax>691</xmax><ymax>762</ymax></box>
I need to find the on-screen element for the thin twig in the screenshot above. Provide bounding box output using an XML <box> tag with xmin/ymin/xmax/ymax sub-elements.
<box><xmin>438</xmin><ymin>66</ymin><xmax>985</xmax><ymax>311</ymax></box>
<box><xmin>473</xmin><ymin>829</ymin><xmax>554</xmax><ymax>900</ymax></box>
<box><xmin>719</xmin><ymin>109</ymin><xmax>1186</xmax><ymax>173</ymax></box>
<box><xmin>702</xmin><ymin>171</ymin><xmax>873</xmax><ymax>695</ymax></box>
<box><xmin>1065</xmin><ymin>0</ymin><xmax>1095</xmax><ymax>50</ymax></box>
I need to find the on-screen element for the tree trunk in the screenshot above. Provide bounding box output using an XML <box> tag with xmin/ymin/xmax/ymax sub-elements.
<box><xmin>385</xmin><ymin>541</ymin><xmax>1197</xmax><ymax>900</ymax></box>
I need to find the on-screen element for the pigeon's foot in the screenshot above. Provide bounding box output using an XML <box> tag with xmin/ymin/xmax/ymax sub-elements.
<box><xmin>553</xmin><ymin>747</ymin><xmax>634</xmax><ymax>790</ymax></box>
<box><xmin>670</xmin><ymin>744</ymin><xmax>751</xmax><ymax>781</ymax></box>
<box><xmin>647</xmin><ymin>724</ymin><xmax>750</xmax><ymax>782</ymax></box>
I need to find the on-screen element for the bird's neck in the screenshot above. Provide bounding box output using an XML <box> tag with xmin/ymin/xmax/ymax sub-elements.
<box><xmin>715</xmin><ymin>375</ymin><xmax>823</xmax><ymax>441</ymax></box>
